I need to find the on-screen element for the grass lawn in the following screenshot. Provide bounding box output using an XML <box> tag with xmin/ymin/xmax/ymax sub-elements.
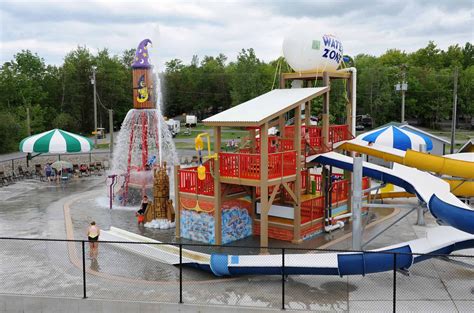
<box><xmin>174</xmin><ymin>141</ymin><xmax>215</xmax><ymax>150</ymax></box>
<box><xmin>95</xmin><ymin>143</ymin><xmax>110</xmax><ymax>149</ymax></box>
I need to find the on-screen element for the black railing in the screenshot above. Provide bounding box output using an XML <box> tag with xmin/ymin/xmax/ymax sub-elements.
<box><xmin>0</xmin><ymin>237</ymin><xmax>472</xmax><ymax>312</ymax></box>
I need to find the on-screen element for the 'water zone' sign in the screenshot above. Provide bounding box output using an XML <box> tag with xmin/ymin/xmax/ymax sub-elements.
<box><xmin>319</xmin><ymin>35</ymin><xmax>343</xmax><ymax>63</ymax></box>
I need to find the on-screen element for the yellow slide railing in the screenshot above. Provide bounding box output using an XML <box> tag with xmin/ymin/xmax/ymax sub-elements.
<box><xmin>339</xmin><ymin>141</ymin><xmax>474</xmax><ymax>197</ymax></box>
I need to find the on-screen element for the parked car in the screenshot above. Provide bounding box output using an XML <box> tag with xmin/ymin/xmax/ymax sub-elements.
<box><xmin>356</xmin><ymin>115</ymin><xmax>373</xmax><ymax>128</ymax></box>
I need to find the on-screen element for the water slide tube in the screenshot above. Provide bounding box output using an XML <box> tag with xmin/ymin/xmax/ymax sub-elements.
<box><xmin>207</xmin><ymin>152</ymin><xmax>474</xmax><ymax>276</ymax></box>
<box><xmin>337</xmin><ymin>139</ymin><xmax>474</xmax><ymax>196</ymax></box>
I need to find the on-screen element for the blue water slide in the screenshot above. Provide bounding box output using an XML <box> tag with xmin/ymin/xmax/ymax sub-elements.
<box><xmin>314</xmin><ymin>153</ymin><xmax>474</xmax><ymax>234</ymax></box>
<box><xmin>205</xmin><ymin>152</ymin><xmax>474</xmax><ymax>277</ymax></box>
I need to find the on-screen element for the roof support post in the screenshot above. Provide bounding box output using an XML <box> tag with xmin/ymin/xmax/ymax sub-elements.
<box><xmin>174</xmin><ymin>164</ymin><xmax>181</xmax><ymax>238</ymax></box>
<box><xmin>304</xmin><ymin>101</ymin><xmax>311</xmax><ymax>193</ymax></box>
<box><xmin>351</xmin><ymin>155</ymin><xmax>363</xmax><ymax>250</ymax></box>
<box><xmin>260</xmin><ymin>122</ymin><xmax>269</xmax><ymax>253</ymax></box>
<box><xmin>213</xmin><ymin>126</ymin><xmax>222</xmax><ymax>245</ymax></box>
<box><xmin>322</xmin><ymin>72</ymin><xmax>330</xmax><ymax>149</ymax></box>
<box><xmin>279</xmin><ymin>73</ymin><xmax>286</xmax><ymax>89</ymax></box>
<box><xmin>278</xmin><ymin>115</ymin><xmax>285</xmax><ymax>139</ymax></box>
<box><xmin>346</xmin><ymin>75</ymin><xmax>353</xmax><ymax>135</ymax></box>
<box><xmin>249</xmin><ymin>128</ymin><xmax>256</xmax><ymax>153</ymax></box>
<box><xmin>293</xmin><ymin>105</ymin><xmax>302</xmax><ymax>243</ymax></box>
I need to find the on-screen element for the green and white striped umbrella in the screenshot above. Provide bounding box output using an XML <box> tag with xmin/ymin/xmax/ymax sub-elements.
<box><xmin>19</xmin><ymin>129</ymin><xmax>93</xmax><ymax>153</ymax></box>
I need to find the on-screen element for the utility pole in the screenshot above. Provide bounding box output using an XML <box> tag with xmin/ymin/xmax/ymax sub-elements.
<box><xmin>401</xmin><ymin>68</ymin><xmax>406</xmax><ymax>123</ymax></box>
<box><xmin>450</xmin><ymin>68</ymin><xmax>458</xmax><ymax>154</ymax></box>
<box><xmin>395</xmin><ymin>65</ymin><xmax>408</xmax><ymax>123</ymax></box>
<box><xmin>109</xmin><ymin>109</ymin><xmax>114</xmax><ymax>154</ymax></box>
<box><xmin>91</xmin><ymin>66</ymin><xmax>98</xmax><ymax>147</ymax></box>
<box><xmin>26</xmin><ymin>107</ymin><xmax>31</xmax><ymax>136</ymax></box>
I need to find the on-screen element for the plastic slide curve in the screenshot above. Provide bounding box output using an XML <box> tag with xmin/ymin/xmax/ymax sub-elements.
<box><xmin>337</xmin><ymin>139</ymin><xmax>474</xmax><ymax>196</ymax></box>
<box><xmin>100</xmin><ymin>226</ymin><xmax>210</xmax><ymax>265</ymax></box>
<box><xmin>207</xmin><ymin>152</ymin><xmax>474</xmax><ymax>276</ymax></box>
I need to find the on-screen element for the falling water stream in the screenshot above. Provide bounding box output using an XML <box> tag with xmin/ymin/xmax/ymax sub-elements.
<box><xmin>110</xmin><ymin>75</ymin><xmax>178</xmax><ymax>206</ymax></box>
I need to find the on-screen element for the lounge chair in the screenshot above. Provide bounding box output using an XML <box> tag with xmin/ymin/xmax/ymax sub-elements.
<box><xmin>34</xmin><ymin>164</ymin><xmax>45</xmax><ymax>181</ymax></box>
<box><xmin>18</xmin><ymin>166</ymin><xmax>32</xmax><ymax>179</ymax></box>
<box><xmin>95</xmin><ymin>162</ymin><xmax>103</xmax><ymax>172</ymax></box>
<box><xmin>79</xmin><ymin>164</ymin><xmax>89</xmax><ymax>177</ymax></box>
<box><xmin>89</xmin><ymin>163</ymin><xmax>97</xmax><ymax>175</ymax></box>
<box><xmin>72</xmin><ymin>164</ymin><xmax>80</xmax><ymax>177</ymax></box>
<box><xmin>0</xmin><ymin>171</ymin><xmax>12</xmax><ymax>186</ymax></box>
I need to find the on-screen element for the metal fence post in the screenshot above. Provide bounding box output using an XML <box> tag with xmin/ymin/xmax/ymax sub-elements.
<box><xmin>393</xmin><ymin>253</ymin><xmax>396</xmax><ymax>313</ymax></box>
<box><xmin>281</xmin><ymin>248</ymin><xmax>285</xmax><ymax>310</ymax></box>
<box><xmin>82</xmin><ymin>241</ymin><xmax>87</xmax><ymax>299</ymax></box>
<box><xmin>179</xmin><ymin>243</ymin><xmax>183</xmax><ymax>304</ymax></box>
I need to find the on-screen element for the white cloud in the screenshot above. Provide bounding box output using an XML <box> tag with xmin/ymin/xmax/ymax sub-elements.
<box><xmin>0</xmin><ymin>0</ymin><xmax>472</xmax><ymax>68</ymax></box>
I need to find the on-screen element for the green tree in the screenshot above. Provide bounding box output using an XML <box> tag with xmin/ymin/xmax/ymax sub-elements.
<box><xmin>0</xmin><ymin>110</ymin><xmax>25</xmax><ymax>153</ymax></box>
<box><xmin>62</xmin><ymin>46</ymin><xmax>95</xmax><ymax>134</ymax></box>
<box><xmin>52</xmin><ymin>112</ymin><xmax>77</xmax><ymax>129</ymax></box>
<box><xmin>228</xmin><ymin>48</ymin><xmax>272</xmax><ymax>106</ymax></box>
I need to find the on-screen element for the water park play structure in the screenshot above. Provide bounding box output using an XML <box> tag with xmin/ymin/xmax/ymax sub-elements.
<box><xmin>103</xmin><ymin>35</ymin><xmax>473</xmax><ymax>277</ymax></box>
<box><xmin>109</xmin><ymin>39</ymin><xmax>177</xmax><ymax>207</ymax></box>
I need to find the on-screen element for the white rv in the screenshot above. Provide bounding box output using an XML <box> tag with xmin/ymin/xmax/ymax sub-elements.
<box><xmin>185</xmin><ymin>115</ymin><xmax>197</xmax><ymax>127</ymax></box>
<box><xmin>166</xmin><ymin>119</ymin><xmax>181</xmax><ymax>137</ymax></box>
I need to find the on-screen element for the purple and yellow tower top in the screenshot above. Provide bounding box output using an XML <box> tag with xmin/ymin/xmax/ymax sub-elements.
<box><xmin>132</xmin><ymin>39</ymin><xmax>152</xmax><ymax>69</ymax></box>
<box><xmin>132</xmin><ymin>39</ymin><xmax>154</xmax><ymax>109</ymax></box>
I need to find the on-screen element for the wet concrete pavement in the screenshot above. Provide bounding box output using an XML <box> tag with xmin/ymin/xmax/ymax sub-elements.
<box><xmin>0</xmin><ymin>176</ymin><xmax>473</xmax><ymax>311</ymax></box>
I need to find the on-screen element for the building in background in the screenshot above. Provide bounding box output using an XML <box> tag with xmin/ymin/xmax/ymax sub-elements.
<box><xmin>458</xmin><ymin>139</ymin><xmax>474</xmax><ymax>153</ymax></box>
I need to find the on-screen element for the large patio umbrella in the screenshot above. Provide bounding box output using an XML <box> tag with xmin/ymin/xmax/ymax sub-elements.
<box><xmin>20</xmin><ymin>129</ymin><xmax>93</xmax><ymax>153</ymax></box>
<box><xmin>357</xmin><ymin>125</ymin><xmax>432</xmax><ymax>151</ymax></box>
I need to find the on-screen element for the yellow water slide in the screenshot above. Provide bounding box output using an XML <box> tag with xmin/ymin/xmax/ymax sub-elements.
<box><xmin>339</xmin><ymin>140</ymin><xmax>474</xmax><ymax>197</ymax></box>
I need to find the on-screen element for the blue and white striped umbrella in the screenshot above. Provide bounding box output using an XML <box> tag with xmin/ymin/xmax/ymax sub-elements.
<box><xmin>357</xmin><ymin>126</ymin><xmax>432</xmax><ymax>151</ymax></box>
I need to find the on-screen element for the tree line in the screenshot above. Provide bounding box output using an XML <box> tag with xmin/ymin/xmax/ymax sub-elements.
<box><xmin>0</xmin><ymin>42</ymin><xmax>472</xmax><ymax>153</ymax></box>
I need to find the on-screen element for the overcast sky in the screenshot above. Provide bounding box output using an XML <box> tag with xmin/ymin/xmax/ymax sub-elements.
<box><xmin>1</xmin><ymin>0</ymin><xmax>472</xmax><ymax>69</ymax></box>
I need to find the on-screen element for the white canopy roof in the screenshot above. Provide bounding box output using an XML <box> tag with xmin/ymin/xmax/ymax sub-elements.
<box><xmin>203</xmin><ymin>87</ymin><xmax>329</xmax><ymax>127</ymax></box>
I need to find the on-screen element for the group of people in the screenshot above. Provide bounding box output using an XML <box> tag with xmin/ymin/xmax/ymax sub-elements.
<box><xmin>44</xmin><ymin>163</ymin><xmax>62</xmax><ymax>182</ymax></box>
<box><xmin>225</xmin><ymin>138</ymin><xmax>237</xmax><ymax>151</ymax></box>
<box><xmin>44</xmin><ymin>163</ymin><xmax>91</xmax><ymax>182</ymax></box>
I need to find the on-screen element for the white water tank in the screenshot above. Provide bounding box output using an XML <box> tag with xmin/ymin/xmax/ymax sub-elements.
<box><xmin>283</xmin><ymin>30</ymin><xmax>343</xmax><ymax>73</ymax></box>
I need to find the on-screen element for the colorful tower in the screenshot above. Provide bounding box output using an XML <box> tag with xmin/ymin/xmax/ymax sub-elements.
<box><xmin>121</xmin><ymin>39</ymin><xmax>160</xmax><ymax>204</ymax></box>
<box><xmin>132</xmin><ymin>39</ymin><xmax>154</xmax><ymax>109</ymax></box>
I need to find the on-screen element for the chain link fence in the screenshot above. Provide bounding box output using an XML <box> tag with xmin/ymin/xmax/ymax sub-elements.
<box><xmin>0</xmin><ymin>237</ymin><xmax>472</xmax><ymax>312</ymax></box>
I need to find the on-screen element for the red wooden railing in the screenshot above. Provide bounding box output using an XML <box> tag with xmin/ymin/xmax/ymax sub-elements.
<box><xmin>328</xmin><ymin>125</ymin><xmax>353</xmax><ymax>144</ymax></box>
<box><xmin>178</xmin><ymin>159</ymin><xmax>215</xmax><ymax>196</ymax></box>
<box><xmin>220</xmin><ymin>151</ymin><xmax>297</xmax><ymax>180</ymax></box>
<box><xmin>240</xmin><ymin>125</ymin><xmax>351</xmax><ymax>155</ymax></box>
<box><xmin>331</xmin><ymin>179</ymin><xmax>349</xmax><ymax>206</ymax></box>
<box><xmin>284</xmin><ymin>125</ymin><xmax>321</xmax><ymax>139</ymax></box>
<box><xmin>301</xmin><ymin>195</ymin><xmax>325</xmax><ymax>221</ymax></box>
<box><xmin>285</xmin><ymin>124</ymin><xmax>351</xmax><ymax>145</ymax></box>
<box><xmin>178</xmin><ymin>154</ymin><xmax>370</xmax><ymax>201</ymax></box>
<box><xmin>178</xmin><ymin>167</ymin><xmax>214</xmax><ymax>196</ymax></box>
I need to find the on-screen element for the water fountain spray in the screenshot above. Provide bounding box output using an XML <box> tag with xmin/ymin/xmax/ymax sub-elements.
<box><xmin>110</xmin><ymin>39</ymin><xmax>178</xmax><ymax>206</ymax></box>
